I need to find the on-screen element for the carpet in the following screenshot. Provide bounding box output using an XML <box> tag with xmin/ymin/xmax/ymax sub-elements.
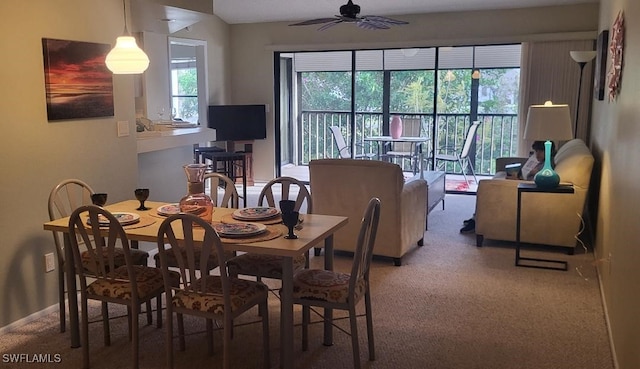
<box><xmin>0</xmin><ymin>194</ymin><xmax>614</xmax><ymax>369</ymax></box>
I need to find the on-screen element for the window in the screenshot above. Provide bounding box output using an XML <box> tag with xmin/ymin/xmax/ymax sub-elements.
<box><xmin>169</xmin><ymin>38</ymin><xmax>207</xmax><ymax>124</ymax></box>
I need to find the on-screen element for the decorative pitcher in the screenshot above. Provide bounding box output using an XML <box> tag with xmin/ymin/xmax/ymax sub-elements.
<box><xmin>390</xmin><ymin>116</ymin><xmax>403</xmax><ymax>139</ymax></box>
<box><xmin>179</xmin><ymin>164</ymin><xmax>213</xmax><ymax>223</ymax></box>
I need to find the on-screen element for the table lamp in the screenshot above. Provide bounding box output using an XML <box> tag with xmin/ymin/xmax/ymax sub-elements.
<box><xmin>523</xmin><ymin>101</ymin><xmax>573</xmax><ymax>188</ymax></box>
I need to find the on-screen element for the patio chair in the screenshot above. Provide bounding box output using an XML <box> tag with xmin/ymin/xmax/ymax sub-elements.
<box><xmin>433</xmin><ymin>120</ymin><xmax>481</xmax><ymax>185</ymax></box>
<box><xmin>379</xmin><ymin>117</ymin><xmax>425</xmax><ymax>174</ymax></box>
<box><xmin>330</xmin><ymin>126</ymin><xmax>376</xmax><ymax>160</ymax></box>
<box><xmin>290</xmin><ymin>197</ymin><xmax>381</xmax><ymax>369</ymax></box>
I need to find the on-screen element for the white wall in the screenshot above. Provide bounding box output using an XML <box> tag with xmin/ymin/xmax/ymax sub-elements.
<box><xmin>0</xmin><ymin>0</ymin><xmax>229</xmax><ymax>327</ymax></box>
<box><xmin>591</xmin><ymin>0</ymin><xmax>640</xmax><ymax>368</ymax></box>
<box><xmin>0</xmin><ymin>0</ymin><xmax>138</xmax><ymax>326</ymax></box>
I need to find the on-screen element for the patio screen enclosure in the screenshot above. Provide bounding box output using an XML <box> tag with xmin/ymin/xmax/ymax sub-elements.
<box><xmin>274</xmin><ymin>45</ymin><xmax>521</xmax><ymax>178</ymax></box>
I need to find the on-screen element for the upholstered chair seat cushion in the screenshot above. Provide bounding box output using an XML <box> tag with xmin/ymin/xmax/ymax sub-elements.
<box><xmin>86</xmin><ymin>265</ymin><xmax>171</xmax><ymax>300</ymax></box>
<box><xmin>81</xmin><ymin>248</ymin><xmax>149</xmax><ymax>274</ymax></box>
<box><xmin>227</xmin><ymin>254</ymin><xmax>307</xmax><ymax>279</ymax></box>
<box><xmin>173</xmin><ymin>275</ymin><xmax>268</xmax><ymax>314</ymax></box>
<box><xmin>291</xmin><ymin>269</ymin><xmax>366</xmax><ymax>304</ymax></box>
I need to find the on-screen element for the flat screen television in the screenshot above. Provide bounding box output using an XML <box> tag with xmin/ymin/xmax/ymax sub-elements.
<box><xmin>207</xmin><ymin>104</ymin><xmax>267</xmax><ymax>141</ymax></box>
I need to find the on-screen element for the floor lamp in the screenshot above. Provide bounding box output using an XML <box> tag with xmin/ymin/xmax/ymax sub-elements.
<box><xmin>569</xmin><ymin>51</ymin><xmax>597</xmax><ymax>139</ymax></box>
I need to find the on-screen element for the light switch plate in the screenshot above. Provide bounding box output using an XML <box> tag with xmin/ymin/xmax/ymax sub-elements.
<box><xmin>117</xmin><ymin>120</ymin><xmax>130</xmax><ymax>137</ymax></box>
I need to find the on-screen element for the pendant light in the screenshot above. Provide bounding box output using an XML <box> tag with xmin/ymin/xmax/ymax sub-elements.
<box><xmin>105</xmin><ymin>0</ymin><xmax>149</xmax><ymax>74</ymax></box>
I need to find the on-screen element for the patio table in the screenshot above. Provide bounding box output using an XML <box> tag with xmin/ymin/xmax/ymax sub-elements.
<box><xmin>364</xmin><ymin>136</ymin><xmax>430</xmax><ymax>179</ymax></box>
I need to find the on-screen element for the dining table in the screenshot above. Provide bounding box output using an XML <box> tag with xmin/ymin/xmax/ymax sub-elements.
<box><xmin>43</xmin><ymin>200</ymin><xmax>348</xmax><ymax>369</ymax></box>
<box><xmin>364</xmin><ymin>135</ymin><xmax>430</xmax><ymax>179</ymax></box>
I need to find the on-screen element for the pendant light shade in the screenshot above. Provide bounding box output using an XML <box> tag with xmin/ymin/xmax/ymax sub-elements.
<box><xmin>106</xmin><ymin>36</ymin><xmax>149</xmax><ymax>74</ymax></box>
<box><xmin>106</xmin><ymin>0</ymin><xmax>149</xmax><ymax>74</ymax></box>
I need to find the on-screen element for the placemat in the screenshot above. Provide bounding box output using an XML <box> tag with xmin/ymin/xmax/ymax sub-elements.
<box><xmin>123</xmin><ymin>216</ymin><xmax>157</xmax><ymax>229</ymax></box>
<box><xmin>222</xmin><ymin>213</ymin><xmax>283</xmax><ymax>225</ymax></box>
<box><xmin>217</xmin><ymin>224</ymin><xmax>284</xmax><ymax>244</ymax></box>
<box><xmin>83</xmin><ymin>215</ymin><xmax>157</xmax><ymax>229</ymax></box>
<box><xmin>149</xmin><ymin>208</ymin><xmax>218</xmax><ymax>220</ymax></box>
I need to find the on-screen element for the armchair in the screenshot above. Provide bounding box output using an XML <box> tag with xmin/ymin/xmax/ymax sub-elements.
<box><xmin>309</xmin><ymin>158</ymin><xmax>427</xmax><ymax>266</ymax></box>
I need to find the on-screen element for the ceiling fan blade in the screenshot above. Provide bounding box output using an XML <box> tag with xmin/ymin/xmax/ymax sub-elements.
<box><xmin>357</xmin><ymin>19</ymin><xmax>390</xmax><ymax>30</ymax></box>
<box><xmin>361</xmin><ymin>15</ymin><xmax>409</xmax><ymax>25</ymax></box>
<box><xmin>317</xmin><ymin>20</ymin><xmax>343</xmax><ymax>31</ymax></box>
<box><xmin>338</xmin><ymin>15</ymin><xmax>359</xmax><ymax>23</ymax></box>
<box><xmin>289</xmin><ymin>17</ymin><xmax>339</xmax><ymax>26</ymax></box>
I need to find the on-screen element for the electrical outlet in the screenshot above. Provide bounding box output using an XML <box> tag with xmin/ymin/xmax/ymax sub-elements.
<box><xmin>44</xmin><ymin>253</ymin><xmax>55</xmax><ymax>272</ymax></box>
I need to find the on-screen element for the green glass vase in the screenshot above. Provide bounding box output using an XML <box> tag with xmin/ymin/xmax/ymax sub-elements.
<box><xmin>533</xmin><ymin>140</ymin><xmax>560</xmax><ymax>189</ymax></box>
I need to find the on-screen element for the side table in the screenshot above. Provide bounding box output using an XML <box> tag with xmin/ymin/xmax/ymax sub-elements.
<box><xmin>516</xmin><ymin>183</ymin><xmax>574</xmax><ymax>271</ymax></box>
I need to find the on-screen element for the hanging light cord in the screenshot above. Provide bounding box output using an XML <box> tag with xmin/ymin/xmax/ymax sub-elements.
<box><xmin>121</xmin><ymin>0</ymin><xmax>130</xmax><ymax>35</ymax></box>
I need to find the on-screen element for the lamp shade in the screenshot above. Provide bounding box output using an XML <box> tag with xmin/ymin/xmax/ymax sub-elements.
<box><xmin>105</xmin><ymin>36</ymin><xmax>150</xmax><ymax>74</ymax></box>
<box><xmin>523</xmin><ymin>101</ymin><xmax>573</xmax><ymax>141</ymax></box>
<box><xmin>569</xmin><ymin>50</ymin><xmax>597</xmax><ymax>63</ymax></box>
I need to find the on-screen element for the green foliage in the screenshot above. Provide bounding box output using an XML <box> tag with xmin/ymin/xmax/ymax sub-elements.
<box><xmin>172</xmin><ymin>68</ymin><xmax>199</xmax><ymax>121</ymax></box>
<box><xmin>298</xmin><ymin>67</ymin><xmax>521</xmax><ymax>174</ymax></box>
<box><xmin>390</xmin><ymin>71</ymin><xmax>435</xmax><ymax>113</ymax></box>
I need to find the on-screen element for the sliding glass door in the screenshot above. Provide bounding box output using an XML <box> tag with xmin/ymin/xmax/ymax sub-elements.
<box><xmin>274</xmin><ymin>45</ymin><xmax>521</xmax><ymax>182</ymax></box>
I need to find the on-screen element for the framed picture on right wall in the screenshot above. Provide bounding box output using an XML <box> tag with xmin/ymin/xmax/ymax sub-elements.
<box><xmin>594</xmin><ymin>30</ymin><xmax>609</xmax><ymax>101</ymax></box>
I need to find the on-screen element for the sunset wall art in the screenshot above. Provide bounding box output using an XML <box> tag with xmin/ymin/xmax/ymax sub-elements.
<box><xmin>42</xmin><ymin>38</ymin><xmax>114</xmax><ymax>121</ymax></box>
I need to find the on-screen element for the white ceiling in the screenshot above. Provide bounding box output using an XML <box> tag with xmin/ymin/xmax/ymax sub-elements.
<box><xmin>212</xmin><ymin>0</ymin><xmax>598</xmax><ymax>25</ymax></box>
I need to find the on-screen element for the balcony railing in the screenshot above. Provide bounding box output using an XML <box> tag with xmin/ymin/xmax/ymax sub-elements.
<box><xmin>298</xmin><ymin>110</ymin><xmax>519</xmax><ymax>176</ymax></box>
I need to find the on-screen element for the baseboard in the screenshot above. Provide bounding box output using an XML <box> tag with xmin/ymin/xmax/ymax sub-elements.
<box><xmin>596</xmin><ymin>263</ymin><xmax>619</xmax><ymax>369</ymax></box>
<box><xmin>0</xmin><ymin>303</ymin><xmax>59</xmax><ymax>335</ymax></box>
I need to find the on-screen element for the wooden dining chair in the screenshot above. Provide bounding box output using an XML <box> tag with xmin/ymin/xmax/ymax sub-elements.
<box><xmin>291</xmin><ymin>197</ymin><xmax>381</xmax><ymax>369</ymax></box>
<box><xmin>153</xmin><ymin>173</ymin><xmax>238</xmax><ymax>273</ymax></box>
<box><xmin>227</xmin><ymin>176</ymin><xmax>311</xmax><ymax>283</ymax></box>
<box><xmin>204</xmin><ymin>172</ymin><xmax>240</xmax><ymax>208</ymax></box>
<box><xmin>48</xmin><ymin>179</ymin><xmax>150</xmax><ymax>333</ymax></box>
<box><xmin>68</xmin><ymin>205</ymin><xmax>166</xmax><ymax>369</ymax></box>
<box><xmin>156</xmin><ymin>213</ymin><xmax>271</xmax><ymax>369</ymax></box>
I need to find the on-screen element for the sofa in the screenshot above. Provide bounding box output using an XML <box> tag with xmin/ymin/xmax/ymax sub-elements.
<box><xmin>475</xmin><ymin>138</ymin><xmax>594</xmax><ymax>252</ymax></box>
<box><xmin>309</xmin><ymin>158</ymin><xmax>427</xmax><ymax>266</ymax></box>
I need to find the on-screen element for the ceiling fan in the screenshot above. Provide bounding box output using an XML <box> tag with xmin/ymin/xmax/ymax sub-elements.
<box><xmin>289</xmin><ymin>0</ymin><xmax>409</xmax><ymax>31</ymax></box>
